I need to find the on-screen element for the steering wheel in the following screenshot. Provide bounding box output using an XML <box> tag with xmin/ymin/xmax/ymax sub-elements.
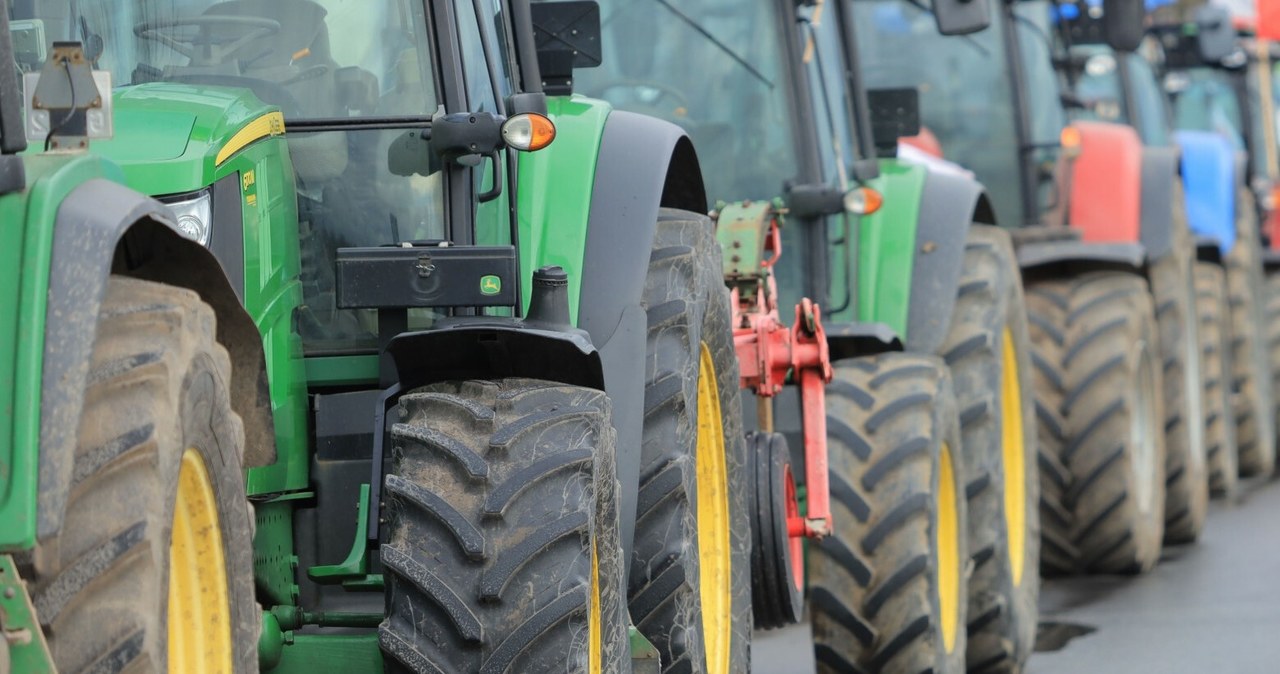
<box><xmin>134</xmin><ymin>16</ymin><xmax>282</xmax><ymax>68</ymax></box>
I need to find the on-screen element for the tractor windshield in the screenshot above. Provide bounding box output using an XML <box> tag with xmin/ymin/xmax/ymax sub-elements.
<box><xmin>851</xmin><ymin>0</ymin><xmax>1026</xmax><ymax>227</ymax></box>
<box><xmin>577</xmin><ymin>0</ymin><xmax>800</xmax><ymax>204</ymax></box>
<box><xmin>1169</xmin><ymin>67</ymin><xmax>1247</xmax><ymax>151</ymax></box>
<box><xmin>10</xmin><ymin>0</ymin><xmax>438</xmax><ymax>120</ymax></box>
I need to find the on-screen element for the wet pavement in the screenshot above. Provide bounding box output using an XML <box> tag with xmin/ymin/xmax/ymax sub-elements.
<box><xmin>751</xmin><ymin>478</ymin><xmax>1280</xmax><ymax>673</ymax></box>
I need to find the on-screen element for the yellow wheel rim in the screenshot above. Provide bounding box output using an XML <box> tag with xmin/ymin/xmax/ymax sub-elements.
<box><xmin>168</xmin><ymin>449</ymin><xmax>232</xmax><ymax>674</ymax></box>
<box><xmin>589</xmin><ymin>541</ymin><xmax>602</xmax><ymax>674</ymax></box>
<box><xmin>937</xmin><ymin>443</ymin><xmax>960</xmax><ymax>654</ymax></box>
<box><xmin>695</xmin><ymin>343</ymin><xmax>732</xmax><ymax>673</ymax></box>
<box><xmin>1001</xmin><ymin>328</ymin><xmax>1027</xmax><ymax>586</ymax></box>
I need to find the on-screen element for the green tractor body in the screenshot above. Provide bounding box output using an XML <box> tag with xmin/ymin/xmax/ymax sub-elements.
<box><xmin>1</xmin><ymin>0</ymin><xmax>752</xmax><ymax>671</ymax></box>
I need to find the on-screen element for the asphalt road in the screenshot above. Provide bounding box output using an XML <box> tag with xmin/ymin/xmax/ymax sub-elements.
<box><xmin>751</xmin><ymin>478</ymin><xmax>1280</xmax><ymax>673</ymax></box>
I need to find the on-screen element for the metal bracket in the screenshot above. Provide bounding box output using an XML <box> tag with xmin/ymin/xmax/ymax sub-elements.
<box><xmin>629</xmin><ymin>626</ymin><xmax>661</xmax><ymax>674</ymax></box>
<box><xmin>0</xmin><ymin>555</ymin><xmax>53</xmax><ymax>674</ymax></box>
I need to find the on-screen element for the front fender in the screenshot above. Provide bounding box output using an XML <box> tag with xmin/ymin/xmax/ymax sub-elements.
<box><xmin>1138</xmin><ymin>145</ymin><xmax>1182</xmax><ymax>261</ymax></box>
<box><xmin>1017</xmin><ymin>240</ymin><xmax>1148</xmax><ymax>281</ymax></box>
<box><xmin>851</xmin><ymin>159</ymin><xmax>991</xmax><ymax>354</ymax></box>
<box><xmin>38</xmin><ymin>178</ymin><xmax>272</xmax><ymax>542</ymax></box>
<box><xmin>1177</xmin><ymin>130</ymin><xmax>1237</xmax><ymax>256</ymax></box>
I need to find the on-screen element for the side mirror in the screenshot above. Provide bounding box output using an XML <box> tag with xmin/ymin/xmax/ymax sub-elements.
<box><xmin>1194</xmin><ymin>5</ymin><xmax>1237</xmax><ymax>63</ymax></box>
<box><xmin>1102</xmin><ymin>0</ymin><xmax>1144</xmax><ymax>52</ymax></box>
<box><xmin>932</xmin><ymin>0</ymin><xmax>990</xmax><ymax>36</ymax></box>
<box><xmin>867</xmin><ymin>88</ymin><xmax>921</xmax><ymax>157</ymax></box>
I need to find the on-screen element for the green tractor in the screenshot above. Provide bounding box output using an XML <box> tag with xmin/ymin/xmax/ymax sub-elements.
<box><xmin>0</xmin><ymin>0</ymin><xmax>755</xmax><ymax>672</ymax></box>
<box><xmin>580</xmin><ymin>0</ymin><xmax>1041</xmax><ymax>670</ymax></box>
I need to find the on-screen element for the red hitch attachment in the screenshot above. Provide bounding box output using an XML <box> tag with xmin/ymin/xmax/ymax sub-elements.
<box><xmin>716</xmin><ymin>200</ymin><xmax>834</xmax><ymax>539</ymax></box>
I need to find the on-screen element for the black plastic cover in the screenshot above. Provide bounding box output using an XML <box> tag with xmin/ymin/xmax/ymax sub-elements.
<box><xmin>335</xmin><ymin>245</ymin><xmax>517</xmax><ymax>309</ymax></box>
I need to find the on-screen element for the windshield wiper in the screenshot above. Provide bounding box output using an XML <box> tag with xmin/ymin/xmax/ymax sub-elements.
<box><xmin>650</xmin><ymin>0</ymin><xmax>773</xmax><ymax>89</ymax></box>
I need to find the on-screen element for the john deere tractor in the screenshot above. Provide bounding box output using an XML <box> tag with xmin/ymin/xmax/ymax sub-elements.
<box><xmin>0</xmin><ymin>0</ymin><xmax>753</xmax><ymax>672</ymax></box>
<box><xmin>581</xmin><ymin>0</ymin><xmax>1042</xmax><ymax>670</ymax></box>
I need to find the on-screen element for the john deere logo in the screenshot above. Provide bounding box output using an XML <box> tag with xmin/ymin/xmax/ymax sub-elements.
<box><xmin>480</xmin><ymin>275</ymin><xmax>502</xmax><ymax>296</ymax></box>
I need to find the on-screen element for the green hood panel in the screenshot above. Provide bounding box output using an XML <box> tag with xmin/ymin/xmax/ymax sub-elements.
<box><xmin>93</xmin><ymin>84</ymin><xmax>278</xmax><ymax>195</ymax></box>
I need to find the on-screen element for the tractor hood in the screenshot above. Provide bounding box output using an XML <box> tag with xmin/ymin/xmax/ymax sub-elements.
<box><xmin>92</xmin><ymin>83</ymin><xmax>281</xmax><ymax>196</ymax></box>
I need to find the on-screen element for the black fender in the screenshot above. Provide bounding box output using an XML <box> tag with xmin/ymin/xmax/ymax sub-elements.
<box><xmin>37</xmin><ymin>178</ymin><xmax>274</xmax><ymax>541</ymax></box>
<box><xmin>905</xmin><ymin>169</ymin><xmax>996</xmax><ymax>354</ymax></box>
<box><xmin>826</xmin><ymin>321</ymin><xmax>904</xmax><ymax>361</ymax></box>
<box><xmin>576</xmin><ymin>110</ymin><xmax>707</xmax><ymax>572</ymax></box>
<box><xmin>1016</xmin><ymin>239</ymin><xmax>1149</xmax><ymax>282</ymax></box>
<box><xmin>383</xmin><ymin>320</ymin><xmax>604</xmax><ymax>391</ymax></box>
<box><xmin>1263</xmin><ymin>248</ymin><xmax>1280</xmax><ymax>272</ymax></box>
<box><xmin>1138</xmin><ymin>145</ymin><xmax>1181</xmax><ymax>262</ymax></box>
<box><xmin>1197</xmin><ymin>236</ymin><xmax>1225</xmax><ymax>265</ymax></box>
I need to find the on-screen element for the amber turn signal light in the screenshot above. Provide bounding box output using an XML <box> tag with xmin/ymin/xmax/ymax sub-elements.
<box><xmin>501</xmin><ymin>113</ymin><xmax>556</xmax><ymax>151</ymax></box>
<box><xmin>844</xmin><ymin>186</ymin><xmax>884</xmax><ymax>215</ymax></box>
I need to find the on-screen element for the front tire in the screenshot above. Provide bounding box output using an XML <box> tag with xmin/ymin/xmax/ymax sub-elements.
<box><xmin>629</xmin><ymin>209</ymin><xmax>751</xmax><ymax>674</ymax></box>
<box><xmin>1227</xmin><ymin>191</ymin><xmax>1276</xmax><ymax>477</ymax></box>
<box><xmin>28</xmin><ymin>277</ymin><xmax>258</xmax><ymax>673</ymax></box>
<box><xmin>1196</xmin><ymin>262</ymin><xmax>1238</xmax><ymax>499</ymax></box>
<box><xmin>1149</xmin><ymin>229</ymin><xmax>1207</xmax><ymax>543</ymax></box>
<box><xmin>379</xmin><ymin>379</ymin><xmax>629</xmax><ymax>673</ymax></box>
<box><xmin>809</xmin><ymin>354</ymin><xmax>968</xmax><ymax>674</ymax></box>
<box><xmin>1026</xmin><ymin>271</ymin><xmax>1167</xmax><ymax>574</ymax></box>
<box><xmin>936</xmin><ymin>226</ymin><xmax>1038</xmax><ymax>673</ymax></box>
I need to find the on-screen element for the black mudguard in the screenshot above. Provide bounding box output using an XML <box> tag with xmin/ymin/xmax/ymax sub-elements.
<box><xmin>1016</xmin><ymin>239</ymin><xmax>1149</xmax><ymax>281</ymax></box>
<box><xmin>577</xmin><ymin>111</ymin><xmax>707</xmax><ymax>572</ymax></box>
<box><xmin>1139</xmin><ymin>145</ymin><xmax>1181</xmax><ymax>262</ymax></box>
<box><xmin>905</xmin><ymin>169</ymin><xmax>996</xmax><ymax>355</ymax></box>
<box><xmin>37</xmin><ymin>179</ymin><xmax>272</xmax><ymax>541</ymax></box>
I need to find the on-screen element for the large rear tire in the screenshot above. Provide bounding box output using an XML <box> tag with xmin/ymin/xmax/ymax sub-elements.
<box><xmin>628</xmin><ymin>209</ymin><xmax>751</xmax><ymax>674</ymax></box>
<box><xmin>936</xmin><ymin>226</ymin><xmax>1038</xmax><ymax>673</ymax></box>
<box><xmin>809</xmin><ymin>354</ymin><xmax>968</xmax><ymax>674</ymax></box>
<box><xmin>1227</xmin><ymin>192</ymin><xmax>1276</xmax><ymax>477</ymax></box>
<box><xmin>1196</xmin><ymin>261</ymin><xmax>1238</xmax><ymax>499</ymax></box>
<box><xmin>1149</xmin><ymin>229</ymin><xmax>1207</xmax><ymax>544</ymax></box>
<box><xmin>378</xmin><ymin>379</ymin><xmax>629</xmax><ymax>673</ymax></box>
<box><xmin>27</xmin><ymin>277</ymin><xmax>258</xmax><ymax>673</ymax></box>
<box><xmin>1026</xmin><ymin>271</ymin><xmax>1166</xmax><ymax>575</ymax></box>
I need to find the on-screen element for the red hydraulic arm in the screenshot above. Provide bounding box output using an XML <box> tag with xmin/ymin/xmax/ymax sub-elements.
<box><xmin>718</xmin><ymin>201</ymin><xmax>834</xmax><ymax>538</ymax></box>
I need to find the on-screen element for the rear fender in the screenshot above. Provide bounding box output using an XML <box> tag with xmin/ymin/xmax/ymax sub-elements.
<box><xmin>1176</xmin><ymin>130</ymin><xmax>1237</xmax><ymax>256</ymax></box>
<box><xmin>37</xmin><ymin>179</ymin><xmax>272</xmax><ymax>542</ymax></box>
<box><xmin>1068</xmin><ymin>121</ymin><xmax>1143</xmax><ymax>244</ymax></box>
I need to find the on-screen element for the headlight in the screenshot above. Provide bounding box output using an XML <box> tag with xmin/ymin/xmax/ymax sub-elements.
<box><xmin>160</xmin><ymin>190</ymin><xmax>214</xmax><ymax>246</ymax></box>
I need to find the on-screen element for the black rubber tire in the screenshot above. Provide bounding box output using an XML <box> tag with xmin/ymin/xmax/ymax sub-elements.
<box><xmin>1266</xmin><ymin>268</ymin><xmax>1280</xmax><ymax>467</ymax></box>
<box><xmin>1227</xmin><ymin>194</ymin><xmax>1277</xmax><ymax>477</ymax></box>
<box><xmin>1196</xmin><ymin>262</ymin><xmax>1239</xmax><ymax>499</ymax></box>
<box><xmin>378</xmin><ymin>379</ymin><xmax>629</xmax><ymax>673</ymax></box>
<box><xmin>747</xmin><ymin>432</ymin><xmax>804</xmax><ymax>630</ymax></box>
<box><xmin>27</xmin><ymin>276</ymin><xmax>258</xmax><ymax>673</ymax></box>
<box><xmin>1149</xmin><ymin>226</ymin><xmax>1208</xmax><ymax>544</ymax></box>
<box><xmin>1026</xmin><ymin>271</ymin><xmax>1167</xmax><ymax>575</ymax></box>
<box><xmin>629</xmin><ymin>208</ymin><xmax>751</xmax><ymax>674</ymax></box>
<box><xmin>809</xmin><ymin>354</ymin><xmax>968</xmax><ymax>674</ymax></box>
<box><xmin>936</xmin><ymin>226</ymin><xmax>1038</xmax><ymax>673</ymax></box>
